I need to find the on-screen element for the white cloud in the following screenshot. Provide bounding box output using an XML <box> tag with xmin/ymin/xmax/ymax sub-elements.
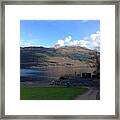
<box><xmin>90</xmin><ymin>31</ymin><xmax>100</xmax><ymax>51</ymax></box>
<box><xmin>20</xmin><ymin>41</ymin><xmax>33</xmax><ymax>47</ymax></box>
<box><xmin>65</xmin><ymin>36</ymin><xmax>72</xmax><ymax>43</ymax></box>
<box><xmin>20</xmin><ymin>39</ymin><xmax>41</xmax><ymax>47</ymax></box>
<box><xmin>57</xmin><ymin>40</ymin><xmax>64</xmax><ymax>46</ymax></box>
<box><xmin>24</xmin><ymin>42</ymin><xmax>32</xmax><ymax>46</ymax></box>
<box><xmin>91</xmin><ymin>34</ymin><xmax>98</xmax><ymax>41</ymax></box>
<box><xmin>79</xmin><ymin>40</ymin><xmax>89</xmax><ymax>48</ymax></box>
<box><xmin>54</xmin><ymin>31</ymin><xmax>100</xmax><ymax>51</ymax></box>
<box><xmin>69</xmin><ymin>40</ymin><xmax>80</xmax><ymax>46</ymax></box>
<box><xmin>90</xmin><ymin>31</ymin><xmax>100</xmax><ymax>41</ymax></box>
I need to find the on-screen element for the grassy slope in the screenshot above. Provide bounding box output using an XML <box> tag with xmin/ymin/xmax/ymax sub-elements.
<box><xmin>20</xmin><ymin>87</ymin><xmax>88</xmax><ymax>100</ymax></box>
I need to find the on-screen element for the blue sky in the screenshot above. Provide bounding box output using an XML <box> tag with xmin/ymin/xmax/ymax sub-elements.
<box><xmin>20</xmin><ymin>20</ymin><xmax>100</xmax><ymax>49</ymax></box>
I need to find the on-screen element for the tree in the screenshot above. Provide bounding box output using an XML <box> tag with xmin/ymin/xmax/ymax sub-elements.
<box><xmin>93</xmin><ymin>32</ymin><xmax>100</xmax><ymax>79</ymax></box>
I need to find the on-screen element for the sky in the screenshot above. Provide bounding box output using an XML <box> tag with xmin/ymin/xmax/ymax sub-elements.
<box><xmin>20</xmin><ymin>20</ymin><xmax>100</xmax><ymax>50</ymax></box>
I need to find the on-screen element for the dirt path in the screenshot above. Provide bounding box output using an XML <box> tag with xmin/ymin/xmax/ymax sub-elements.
<box><xmin>75</xmin><ymin>88</ymin><xmax>99</xmax><ymax>100</ymax></box>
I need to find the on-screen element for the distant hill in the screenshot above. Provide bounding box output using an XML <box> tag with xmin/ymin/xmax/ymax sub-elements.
<box><xmin>20</xmin><ymin>46</ymin><xmax>99</xmax><ymax>70</ymax></box>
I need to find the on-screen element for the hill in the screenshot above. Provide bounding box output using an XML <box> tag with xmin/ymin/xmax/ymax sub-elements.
<box><xmin>20</xmin><ymin>46</ymin><xmax>99</xmax><ymax>71</ymax></box>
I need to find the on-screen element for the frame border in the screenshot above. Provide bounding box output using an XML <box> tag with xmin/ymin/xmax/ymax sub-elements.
<box><xmin>0</xmin><ymin>0</ymin><xmax>119</xmax><ymax>119</ymax></box>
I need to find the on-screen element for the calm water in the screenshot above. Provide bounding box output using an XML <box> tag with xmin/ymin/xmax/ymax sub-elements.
<box><xmin>20</xmin><ymin>69</ymin><xmax>48</xmax><ymax>77</ymax></box>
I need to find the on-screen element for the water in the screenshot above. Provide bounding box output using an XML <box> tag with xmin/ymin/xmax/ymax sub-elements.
<box><xmin>20</xmin><ymin>68</ymin><xmax>47</xmax><ymax>77</ymax></box>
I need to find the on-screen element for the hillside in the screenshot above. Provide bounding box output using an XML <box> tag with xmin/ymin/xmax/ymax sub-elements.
<box><xmin>20</xmin><ymin>46</ymin><xmax>99</xmax><ymax>71</ymax></box>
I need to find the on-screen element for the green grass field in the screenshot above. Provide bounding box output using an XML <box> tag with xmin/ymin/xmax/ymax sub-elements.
<box><xmin>20</xmin><ymin>86</ymin><xmax>88</xmax><ymax>100</ymax></box>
